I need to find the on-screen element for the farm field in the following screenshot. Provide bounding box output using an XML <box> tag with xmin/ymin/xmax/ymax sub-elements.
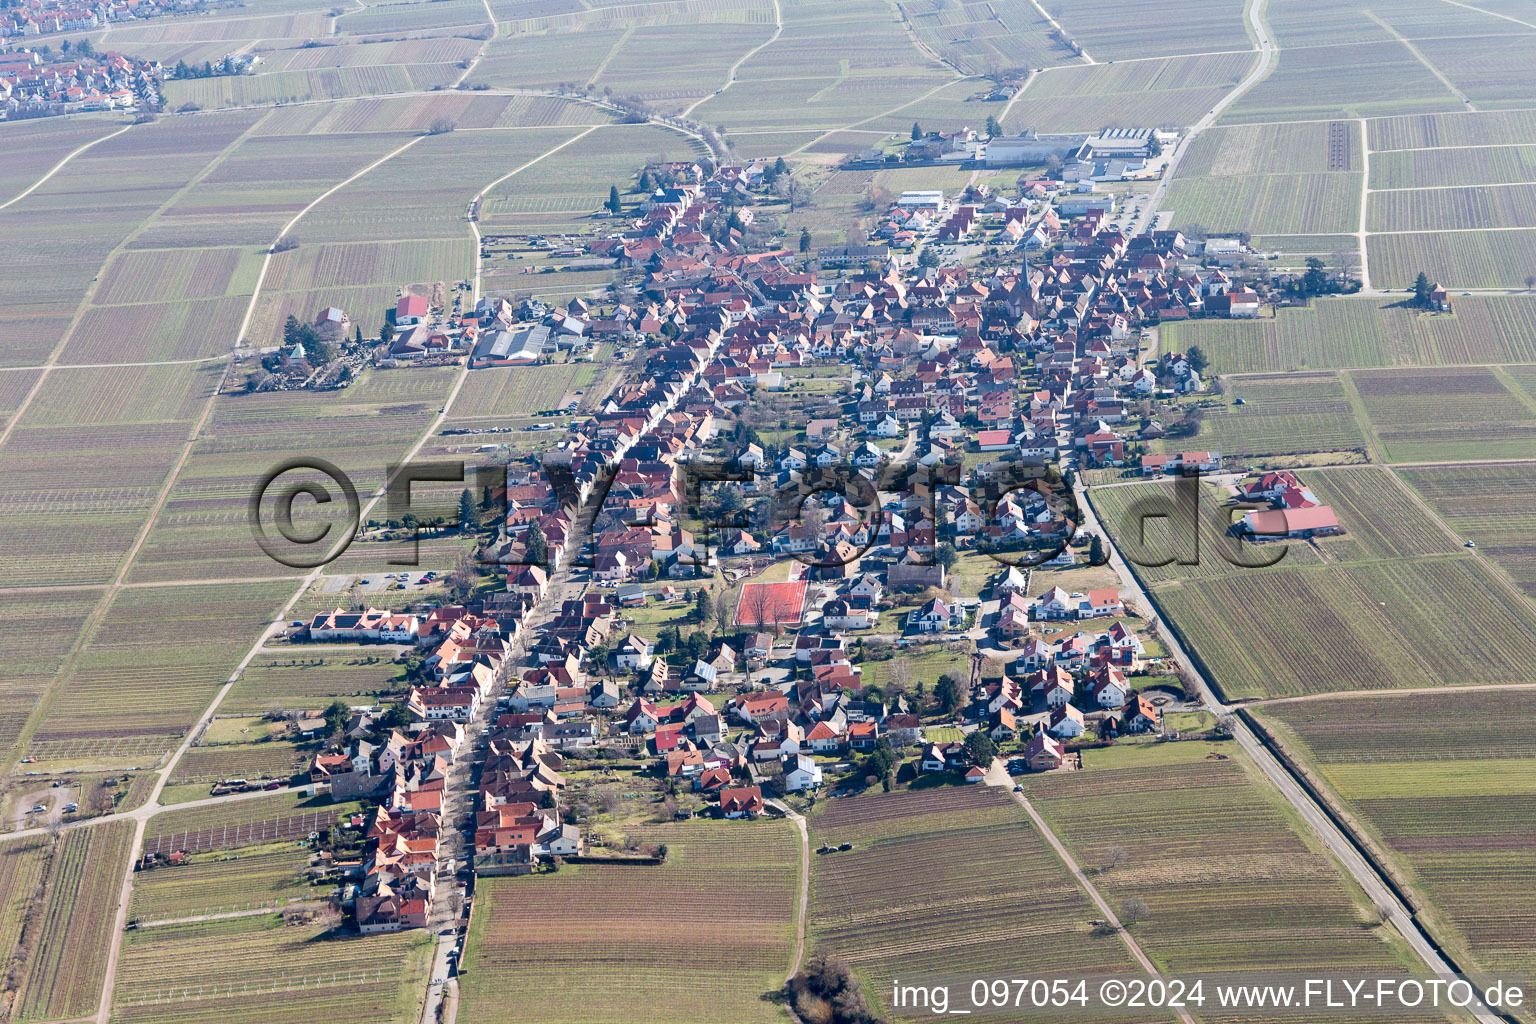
<box><xmin>0</xmin><ymin>115</ymin><xmax>126</xmax><ymax>201</ymax></box>
<box><xmin>1251</xmin><ymin>233</ymin><xmax>1366</xmax><ymax>257</ymax></box>
<box><xmin>1149</xmin><ymin>557</ymin><xmax>1536</xmax><ymax>699</ymax></box>
<box><xmin>475</xmin><ymin>123</ymin><xmax>708</xmax><ymax>235</ymax></box>
<box><xmin>1002</xmin><ymin>53</ymin><xmax>1254</xmax><ymax>134</ymax></box>
<box><xmin>459</xmin><ymin>819</ymin><xmax>800</xmax><ymax>1024</ymax></box>
<box><xmin>128</xmin><ymin>843</ymin><xmax>316</xmax><ymax>921</ymax></box>
<box><xmin>0</xmin><ymin>592</ymin><xmax>99</xmax><ymax>750</ymax></box>
<box><xmin>1177</xmin><ymin>121</ymin><xmax>1362</xmax><ymax>176</ymax></box>
<box><xmin>146</xmin><ymin>791</ymin><xmax>355</xmax><ymax>840</ymax></box>
<box><xmin>686</xmin><ymin>0</ymin><xmax>953</xmax><ymax>133</ymax></box>
<box><xmin>124</xmin><ymin>366</ymin><xmax>459</xmax><ymax>582</ymax></box>
<box><xmin>162</xmin><ymin>63</ymin><xmax>460</xmax><ymax>110</ymax></box>
<box><xmin>170</xmin><ymin>739</ymin><xmax>311</xmax><ymax>785</ymax></box>
<box><xmin>0</xmin><ymin>110</ymin><xmax>263</xmax><ymax>366</ymax></box>
<box><xmin>900</xmin><ymin>0</ymin><xmax>1074</xmax><ymax>75</ymax></box>
<box><xmin>808</xmin><ymin>785</ymin><xmax>1142</xmax><ymax>1019</ymax></box>
<box><xmin>1221</xmin><ymin>40</ymin><xmax>1462</xmax><ymax>122</ymax></box>
<box><xmin>1369</xmin><ymin>107</ymin><xmax>1536</xmax><ymax>151</ymax></box>
<box><xmin>1164</xmin><ymin>171</ymin><xmax>1361</xmax><ymax>236</ymax></box>
<box><xmin>1368</xmin><ymin>144</ymin><xmax>1536</xmax><ymax>189</ymax></box>
<box><xmin>1399</xmin><ymin>460</ymin><xmax>1536</xmax><ymax>596</ymax></box>
<box><xmin>1022</xmin><ymin>743</ymin><xmax>1436</xmax><ymax>982</ymax></box>
<box><xmin>225</xmin><ymin>647</ymin><xmax>408</xmax><ymax>714</ymax></box>
<box><xmin>1091</xmin><ymin>471</ymin><xmax>1536</xmax><ymax>699</ymax></box>
<box><xmin>1153</xmin><ymin>371</ymin><xmax>1370</xmax><ymax>460</ymax></box>
<box><xmin>589</xmin><ymin>22</ymin><xmax>782</xmax><ymax>114</ymax></box>
<box><xmin>1158</xmin><ymin>295</ymin><xmax>1536</xmax><ymax>372</ymax></box>
<box><xmin>1049</xmin><ymin>0</ymin><xmax>1251</xmax><ymax>59</ymax></box>
<box><xmin>1368</xmin><ymin>182</ymin><xmax>1536</xmax><ymax>232</ymax></box>
<box><xmin>1367</xmin><ymin>228</ymin><xmax>1536</xmax><ymax>289</ymax></box>
<box><xmin>112</xmin><ymin>913</ymin><xmax>433</xmax><ymax>1024</ymax></box>
<box><xmin>0</xmin><ymin>836</ymin><xmax>51</xmax><ymax>987</ymax></box>
<box><xmin>1254</xmin><ymin>691</ymin><xmax>1536</xmax><ymax>977</ymax></box>
<box><xmin>1350</xmin><ymin>365</ymin><xmax>1536</xmax><ymax>462</ymax></box>
<box><xmin>23</xmin><ymin>581</ymin><xmax>296</xmax><ymax>767</ymax></box>
<box><xmin>450</xmin><ymin>361</ymin><xmax>602</xmax><ymax>417</ymax></box>
<box><xmin>1412</xmin><ymin>32</ymin><xmax>1536</xmax><ymax>107</ymax></box>
<box><xmin>8</xmin><ymin>819</ymin><xmax>135</xmax><ymax>1022</ymax></box>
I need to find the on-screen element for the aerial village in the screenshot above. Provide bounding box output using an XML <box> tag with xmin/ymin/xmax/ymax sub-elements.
<box><xmin>198</xmin><ymin>127</ymin><xmax>1364</xmax><ymax>934</ymax></box>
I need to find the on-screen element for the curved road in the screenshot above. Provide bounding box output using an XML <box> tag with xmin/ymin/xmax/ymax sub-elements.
<box><xmin>1131</xmin><ymin>0</ymin><xmax>1276</xmax><ymax>236</ymax></box>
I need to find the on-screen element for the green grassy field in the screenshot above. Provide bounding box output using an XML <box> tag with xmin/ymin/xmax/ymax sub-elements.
<box><xmin>1255</xmin><ymin>690</ymin><xmax>1536</xmax><ymax>978</ymax></box>
<box><xmin>1399</xmin><ymin>459</ymin><xmax>1536</xmax><ymax>597</ymax></box>
<box><xmin>1155</xmin><ymin>372</ymin><xmax>1370</xmax><ymax>459</ymax></box>
<box><xmin>1367</xmin><ymin>229</ymin><xmax>1536</xmax><ymax>289</ymax></box>
<box><xmin>226</xmin><ymin>647</ymin><xmax>408</xmax><ymax>714</ymax></box>
<box><xmin>1350</xmin><ymin>365</ymin><xmax>1536</xmax><ymax>462</ymax></box>
<box><xmin>112</xmin><ymin>913</ymin><xmax>432</xmax><ymax>1024</ymax></box>
<box><xmin>1158</xmin><ymin>296</ymin><xmax>1536</xmax><ymax>372</ymax></box>
<box><xmin>460</xmin><ymin>819</ymin><xmax>800</xmax><ymax>1024</ymax></box>
<box><xmin>809</xmin><ymin>785</ymin><xmax>1143</xmax><ymax>1019</ymax></box>
<box><xmin>1023</xmin><ymin>743</ymin><xmax>1436</xmax><ymax>981</ymax></box>
<box><xmin>129</xmin><ymin>842</ymin><xmax>316</xmax><ymax>920</ymax></box>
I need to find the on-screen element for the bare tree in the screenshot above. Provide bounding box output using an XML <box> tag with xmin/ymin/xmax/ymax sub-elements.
<box><xmin>1102</xmin><ymin>844</ymin><xmax>1129</xmax><ymax>871</ymax></box>
<box><xmin>1526</xmin><ymin>274</ymin><xmax>1536</xmax><ymax>292</ymax></box>
<box><xmin>713</xmin><ymin>590</ymin><xmax>732</xmax><ymax>635</ymax></box>
<box><xmin>1119</xmin><ymin>896</ymin><xmax>1151</xmax><ymax>926</ymax></box>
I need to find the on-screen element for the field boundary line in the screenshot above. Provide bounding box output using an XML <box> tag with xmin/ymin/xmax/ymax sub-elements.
<box><xmin>1365</xmin><ymin>12</ymin><xmax>1476</xmax><ymax>111</ymax></box>
<box><xmin>0</xmin><ymin>122</ymin><xmax>133</xmax><ymax>213</ymax></box>
<box><xmin>467</xmin><ymin>124</ymin><xmax>600</xmax><ymax>305</ymax></box>
<box><xmin>2</xmin><ymin>111</ymin><xmax>278</xmax><ymax>756</ymax></box>
<box><xmin>766</xmin><ymin>799</ymin><xmax>810</xmax><ymax>980</ymax></box>
<box><xmin>1357</xmin><ymin>118</ymin><xmax>1372</xmax><ymax>289</ymax></box>
<box><xmin>1428</xmin><ymin>0</ymin><xmax>1536</xmax><ymax>31</ymax></box>
<box><xmin>1379</xmin><ymin>460</ymin><xmax>1536</xmax><ymax>617</ymax></box>
<box><xmin>1022</xmin><ymin>0</ymin><xmax>1094</xmax><ymax>63</ymax></box>
<box><xmin>989</xmin><ymin>764</ymin><xmax>1198</xmax><ymax>1024</ymax></box>
<box><xmin>0</xmin><ymin>111</ymin><xmax>269</xmax><ymax>454</ymax></box>
<box><xmin>237</xmin><ymin>132</ymin><xmax>427</xmax><ymax>346</ymax></box>
<box><xmin>1246</xmin><ymin>681</ymin><xmax>1536</xmax><ymax>707</ymax></box>
<box><xmin>681</xmin><ymin>0</ymin><xmax>782</xmax><ymax>118</ymax></box>
<box><xmin>1335</xmin><ymin>371</ymin><xmax>1386</xmax><ymax>461</ymax></box>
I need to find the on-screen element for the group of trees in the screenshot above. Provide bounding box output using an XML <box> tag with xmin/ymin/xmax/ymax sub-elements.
<box><xmin>1280</xmin><ymin>256</ymin><xmax>1357</xmax><ymax>299</ymax></box>
<box><xmin>1412</xmin><ymin>271</ymin><xmax>1437</xmax><ymax>308</ymax></box>
<box><xmin>787</xmin><ymin>954</ymin><xmax>883</xmax><ymax>1024</ymax></box>
<box><xmin>279</xmin><ymin>315</ymin><xmax>333</xmax><ymax>364</ymax></box>
<box><xmin>170</xmin><ymin>56</ymin><xmax>244</xmax><ymax>80</ymax></box>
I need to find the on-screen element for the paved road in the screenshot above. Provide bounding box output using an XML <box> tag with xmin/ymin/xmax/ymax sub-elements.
<box><xmin>1077</xmin><ymin>478</ymin><xmax>1502</xmax><ymax>1024</ymax></box>
<box><xmin>1131</xmin><ymin>0</ymin><xmax>1276</xmax><ymax>236</ymax></box>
